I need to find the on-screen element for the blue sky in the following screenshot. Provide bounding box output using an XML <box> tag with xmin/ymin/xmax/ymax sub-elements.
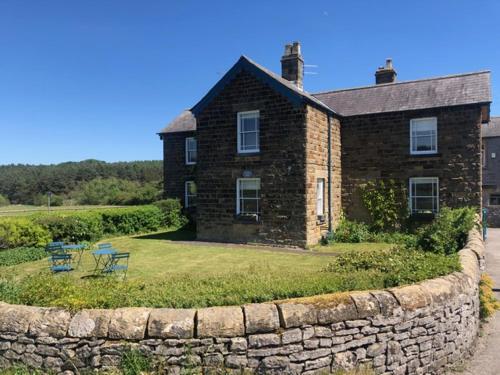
<box><xmin>0</xmin><ymin>0</ymin><xmax>499</xmax><ymax>164</ymax></box>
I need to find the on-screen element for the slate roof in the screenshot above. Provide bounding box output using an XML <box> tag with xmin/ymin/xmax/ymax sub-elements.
<box><xmin>482</xmin><ymin>117</ymin><xmax>500</xmax><ymax>138</ymax></box>
<box><xmin>312</xmin><ymin>71</ymin><xmax>491</xmax><ymax>117</ymax></box>
<box><xmin>160</xmin><ymin>58</ymin><xmax>492</xmax><ymax>133</ymax></box>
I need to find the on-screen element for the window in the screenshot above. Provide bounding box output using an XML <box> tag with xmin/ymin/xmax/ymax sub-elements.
<box><xmin>482</xmin><ymin>144</ymin><xmax>486</xmax><ymax>168</ymax></box>
<box><xmin>236</xmin><ymin>178</ymin><xmax>260</xmax><ymax>216</ymax></box>
<box><xmin>490</xmin><ymin>194</ymin><xmax>500</xmax><ymax>206</ymax></box>
<box><xmin>409</xmin><ymin>177</ymin><xmax>439</xmax><ymax>214</ymax></box>
<box><xmin>316</xmin><ymin>179</ymin><xmax>325</xmax><ymax>218</ymax></box>
<box><xmin>237</xmin><ymin>111</ymin><xmax>260</xmax><ymax>153</ymax></box>
<box><xmin>410</xmin><ymin>118</ymin><xmax>437</xmax><ymax>155</ymax></box>
<box><xmin>185</xmin><ymin>137</ymin><xmax>197</xmax><ymax>165</ymax></box>
<box><xmin>185</xmin><ymin>181</ymin><xmax>197</xmax><ymax>208</ymax></box>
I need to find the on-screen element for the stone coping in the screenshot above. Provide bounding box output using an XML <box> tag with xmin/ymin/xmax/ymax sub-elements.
<box><xmin>0</xmin><ymin>227</ymin><xmax>484</xmax><ymax>341</ymax></box>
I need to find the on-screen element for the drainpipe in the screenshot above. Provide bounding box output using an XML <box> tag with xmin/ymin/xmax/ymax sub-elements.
<box><xmin>327</xmin><ymin>115</ymin><xmax>333</xmax><ymax>233</ymax></box>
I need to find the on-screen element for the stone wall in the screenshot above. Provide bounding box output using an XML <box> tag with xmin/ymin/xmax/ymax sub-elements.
<box><xmin>341</xmin><ymin>105</ymin><xmax>483</xmax><ymax>221</ymax></box>
<box><xmin>0</xmin><ymin>227</ymin><xmax>484</xmax><ymax>374</ymax></box>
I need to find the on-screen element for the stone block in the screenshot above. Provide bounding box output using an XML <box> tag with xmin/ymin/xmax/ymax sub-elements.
<box><xmin>282</xmin><ymin>328</ymin><xmax>302</xmax><ymax>344</ymax></box>
<box><xmin>197</xmin><ymin>306</ymin><xmax>244</xmax><ymax>338</ymax></box>
<box><xmin>108</xmin><ymin>308</ymin><xmax>151</xmax><ymax>340</ymax></box>
<box><xmin>390</xmin><ymin>285</ymin><xmax>432</xmax><ymax>311</ymax></box>
<box><xmin>315</xmin><ymin>295</ymin><xmax>357</xmax><ymax>324</ymax></box>
<box><xmin>371</xmin><ymin>290</ymin><xmax>400</xmax><ymax>316</ymax></box>
<box><xmin>243</xmin><ymin>303</ymin><xmax>280</xmax><ymax>333</ymax></box>
<box><xmin>68</xmin><ymin>309</ymin><xmax>112</xmax><ymax>338</ymax></box>
<box><xmin>248</xmin><ymin>333</ymin><xmax>280</xmax><ymax>348</ymax></box>
<box><xmin>277</xmin><ymin>303</ymin><xmax>317</xmax><ymax>328</ymax></box>
<box><xmin>147</xmin><ymin>308</ymin><xmax>195</xmax><ymax>339</ymax></box>
<box><xmin>350</xmin><ymin>292</ymin><xmax>380</xmax><ymax>318</ymax></box>
<box><xmin>0</xmin><ymin>304</ymin><xmax>43</xmax><ymax>334</ymax></box>
<box><xmin>29</xmin><ymin>308</ymin><xmax>71</xmax><ymax>338</ymax></box>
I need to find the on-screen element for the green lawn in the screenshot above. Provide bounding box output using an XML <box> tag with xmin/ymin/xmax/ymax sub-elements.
<box><xmin>312</xmin><ymin>242</ymin><xmax>394</xmax><ymax>254</ymax></box>
<box><xmin>0</xmin><ymin>205</ymin><xmax>128</xmax><ymax>217</ymax></box>
<box><xmin>0</xmin><ymin>229</ymin><xmax>459</xmax><ymax>310</ymax></box>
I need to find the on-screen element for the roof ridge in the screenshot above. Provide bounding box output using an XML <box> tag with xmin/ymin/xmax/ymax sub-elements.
<box><xmin>312</xmin><ymin>70</ymin><xmax>491</xmax><ymax>96</ymax></box>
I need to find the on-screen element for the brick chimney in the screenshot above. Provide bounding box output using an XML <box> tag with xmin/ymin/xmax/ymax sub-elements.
<box><xmin>375</xmin><ymin>58</ymin><xmax>397</xmax><ymax>84</ymax></box>
<box><xmin>281</xmin><ymin>42</ymin><xmax>304</xmax><ymax>90</ymax></box>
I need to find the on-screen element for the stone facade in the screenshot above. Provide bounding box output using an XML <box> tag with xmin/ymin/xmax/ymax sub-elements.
<box><xmin>0</xmin><ymin>227</ymin><xmax>484</xmax><ymax>374</ymax></box>
<box><xmin>162</xmin><ymin>130</ymin><xmax>196</xmax><ymax>207</ymax></box>
<box><xmin>341</xmin><ymin>105</ymin><xmax>484</xmax><ymax>221</ymax></box>
<box><xmin>193</xmin><ymin>69</ymin><xmax>341</xmax><ymax>247</ymax></box>
<box><xmin>482</xmin><ymin>133</ymin><xmax>500</xmax><ymax>227</ymax></box>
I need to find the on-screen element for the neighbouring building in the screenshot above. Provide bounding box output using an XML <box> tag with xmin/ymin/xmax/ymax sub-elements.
<box><xmin>159</xmin><ymin>42</ymin><xmax>491</xmax><ymax>247</ymax></box>
<box><xmin>482</xmin><ymin>117</ymin><xmax>500</xmax><ymax>227</ymax></box>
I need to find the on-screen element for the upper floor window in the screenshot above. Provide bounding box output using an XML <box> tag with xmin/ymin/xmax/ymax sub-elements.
<box><xmin>316</xmin><ymin>178</ymin><xmax>325</xmax><ymax>219</ymax></box>
<box><xmin>236</xmin><ymin>178</ymin><xmax>260</xmax><ymax>216</ymax></box>
<box><xmin>185</xmin><ymin>137</ymin><xmax>197</xmax><ymax>165</ymax></box>
<box><xmin>185</xmin><ymin>181</ymin><xmax>197</xmax><ymax>208</ymax></box>
<box><xmin>237</xmin><ymin>111</ymin><xmax>260</xmax><ymax>153</ymax></box>
<box><xmin>410</xmin><ymin>118</ymin><xmax>437</xmax><ymax>155</ymax></box>
<box><xmin>409</xmin><ymin>177</ymin><xmax>439</xmax><ymax>214</ymax></box>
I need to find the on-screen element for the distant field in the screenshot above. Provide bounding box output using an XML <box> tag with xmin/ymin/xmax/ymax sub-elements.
<box><xmin>0</xmin><ymin>205</ymin><xmax>129</xmax><ymax>216</ymax></box>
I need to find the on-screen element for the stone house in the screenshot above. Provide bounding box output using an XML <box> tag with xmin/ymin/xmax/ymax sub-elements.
<box><xmin>482</xmin><ymin>117</ymin><xmax>500</xmax><ymax>226</ymax></box>
<box><xmin>159</xmin><ymin>42</ymin><xmax>491</xmax><ymax>247</ymax></box>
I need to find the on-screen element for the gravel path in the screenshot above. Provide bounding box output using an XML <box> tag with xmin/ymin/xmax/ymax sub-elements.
<box><xmin>448</xmin><ymin>227</ymin><xmax>500</xmax><ymax>375</ymax></box>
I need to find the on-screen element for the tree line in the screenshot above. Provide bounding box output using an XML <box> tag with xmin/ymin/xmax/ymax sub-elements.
<box><xmin>0</xmin><ymin>159</ymin><xmax>163</xmax><ymax>205</ymax></box>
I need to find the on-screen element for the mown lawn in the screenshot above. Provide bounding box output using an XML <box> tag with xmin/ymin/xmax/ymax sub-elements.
<box><xmin>0</xmin><ymin>204</ymin><xmax>129</xmax><ymax>217</ymax></box>
<box><xmin>312</xmin><ymin>242</ymin><xmax>394</xmax><ymax>254</ymax></box>
<box><xmin>0</xmin><ymin>229</ymin><xmax>459</xmax><ymax>310</ymax></box>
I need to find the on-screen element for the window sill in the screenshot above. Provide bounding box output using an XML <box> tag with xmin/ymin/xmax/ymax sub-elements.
<box><xmin>317</xmin><ymin>216</ymin><xmax>326</xmax><ymax>225</ymax></box>
<box><xmin>234</xmin><ymin>214</ymin><xmax>261</xmax><ymax>224</ymax></box>
<box><xmin>407</xmin><ymin>153</ymin><xmax>441</xmax><ymax>159</ymax></box>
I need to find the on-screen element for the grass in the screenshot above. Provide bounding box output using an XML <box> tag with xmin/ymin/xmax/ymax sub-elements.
<box><xmin>312</xmin><ymin>242</ymin><xmax>394</xmax><ymax>254</ymax></box>
<box><xmin>0</xmin><ymin>228</ymin><xmax>460</xmax><ymax>310</ymax></box>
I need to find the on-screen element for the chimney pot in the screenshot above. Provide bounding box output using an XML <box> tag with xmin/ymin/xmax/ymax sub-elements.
<box><xmin>281</xmin><ymin>41</ymin><xmax>304</xmax><ymax>90</ymax></box>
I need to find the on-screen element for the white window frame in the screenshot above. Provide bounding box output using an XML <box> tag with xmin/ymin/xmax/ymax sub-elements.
<box><xmin>316</xmin><ymin>178</ymin><xmax>325</xmax><ymax>218</ymax></box>
<box><xmin>237</xmin><ymin>111</ymin><xmax>260</xmax><ymax>154</ymax></box>
<box><xmin>409</xmin><ymin>177</ymin><xmax>439</xmax><ymax>214</ymax></box>
<box><xmin>185</xmin><ymin>137</ymin><xmax>197</xmax><ymax>165</ymax></box>
<box><xmin>185</xmin><ymin>180</ymin><xmax>196</xmax><ymax>208</ymax></box>
<box><xmin>410</xmin><ymin>117</ymin><xmax>438</xmax><ymax>155</ymax></box>
<box><xmin>236</xmin><ymin>178</ymin><xmax>261</xmax><ymax>215</ymax></box>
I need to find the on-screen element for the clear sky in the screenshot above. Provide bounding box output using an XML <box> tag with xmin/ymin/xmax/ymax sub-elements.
<box><xmin>1</xmin><ymin>0</ymin><xmax>499</xmax><ymax>165</ymax></box>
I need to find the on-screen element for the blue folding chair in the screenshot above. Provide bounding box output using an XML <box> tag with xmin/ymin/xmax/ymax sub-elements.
<box><xmin>46</xmin><ymin>242</ymin><xmax>65</xmax><ymax>255</ymax></box>
<box><xmin>98</xmin><ymin>243</ymin><xmax>113</xmax><ymax>250</ymax></box>
<box><xmin>49</xmin><ymin>253</ymin><xmax>73</xmax><ymax>273</ymax></box>
<box><xmin>103</xmin><ymin>252</ymin><xmax>130</xmax><ymax>279</ymax></box>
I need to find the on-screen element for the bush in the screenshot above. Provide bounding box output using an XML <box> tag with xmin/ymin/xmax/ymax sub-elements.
<box><xmin>326</xmin><ymin>218</ymin><xmax>370</xmax><ymax>243</ymax></box>
<box><xmin>0</xmin><ymin>218</ymin><xmax>51</xmax><ymax>249</ymax></box>
<box><xmin>360</xmin><ymin>179</ymin><xmax>408</xmax><ymax>232</ymax></box>
<box><xmin>0</xmin><ymin>247</ymin><xmax>46</xmax><ymax>267</ymax></box>
<box><xmin>120</xmin><ymin>347</ymin><xmax>152</xmax><ymax>375</ymax></box>
<box><xmin>479</xmin><ymin>273</ymin><xmax>500</xmax><ymax>320</ymax></box>
<box><xmin>324</xmin><ymin>246</ymin><xmax>461</xmax><ymax>288</ymax></box>
<box><xmin>0</xmin><ymin>194</ymin><xmax>9</xmax><ymax>207</ymax></box>
<box><xmin>35</xmin><ymin>212</ymin><xmax>103</xmax><ymax>243</ymax></box>
<box><xmin>415</xmin><ymin>207</ymin><xmax>476</xmax><ymax>255</ymax></box>
<box><xmin>101</xmin><ymin>206</ymin><xmax>164</xmax><ymax>235</ymax></box>
<box><xmin>32</xmin><ymin>193</ymin><xmax>64</xmax><ymax>207</ymax></box>
<box><xmin>154</xmin><ymin>199</ymin><xmax>187</xmax><ymax>228</ymax></box>
<box><xmin>368</xmin><ymin>231</ymin><xmax>418</xmax><ymax>249</ymax></box>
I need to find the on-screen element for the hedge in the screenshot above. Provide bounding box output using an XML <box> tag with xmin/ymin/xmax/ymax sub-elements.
<box><xmin>0</xmin><ymin>204</ymin><xmax>181</xmax><ymax>249</ymax></box>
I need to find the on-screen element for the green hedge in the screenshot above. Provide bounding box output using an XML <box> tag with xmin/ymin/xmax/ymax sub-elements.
<box><xmin>0</xmin><ymin>218</ymin><xmax>51</xmax><ymax>249</ymax></box>
<box><xmin>0</xmin><ymin>205</ymin><xmax>176</xmax><ymax>249</ymax></box>
<box><xmin>0</xmin><ymin>247</ymin><xmax>46</xmax><ymax>267</ymax></box>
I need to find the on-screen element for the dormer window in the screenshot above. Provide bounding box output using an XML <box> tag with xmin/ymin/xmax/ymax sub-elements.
<box><xmin>185</xmin><ymin>137</ymin><xmax>197</xmax><ymax>165</ymax></box>
<box><xmin>237</xmin><ymin>111</ymin><xmax>260</xmax><ymax>153</ymax></box>
<box><xmin>410</xmin><ymin>118</ymin><xmax>437</xmax><ymax>155</ymax></box>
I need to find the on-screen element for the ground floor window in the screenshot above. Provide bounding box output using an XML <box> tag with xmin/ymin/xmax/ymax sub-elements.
<box><xmin>490</xmin><ymin>194</ymin><xmax>500</xmax><ymax>206</ymax></box>
<box><xmin>316</xmin><ymin>178</ymin><xmax>325</xmax><ymax>219</ymax></box>
<box><xmin>237</xmin><ymin>178</ymin><xmax>260</xmax><ymax>216</ymax></box>
<box><xmin>409</xmin><ymin>177</ymin><xmax>439</xmax><ymax>214</ymax></box>
<box><xmin>185</xmin><ymin>181</ymin><xmax>197</xmax><ymax>208</ymax></box>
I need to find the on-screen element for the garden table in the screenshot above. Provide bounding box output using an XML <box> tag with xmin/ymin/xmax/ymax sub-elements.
<box><xmin>62</xmin><ymin>244</ymin><xmax>86</xmax><ymax>268</ymax></box>
<box><xmin>92</xmin><ymin>248</ymin><xmax>117</xmax><ymax>274</ymax></box>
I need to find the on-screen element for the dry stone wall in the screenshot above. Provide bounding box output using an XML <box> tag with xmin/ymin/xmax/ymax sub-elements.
<box><xmin>0</xmin><ymin>228</ymin><xmax>484</xmax><ymax>375</ymax></box>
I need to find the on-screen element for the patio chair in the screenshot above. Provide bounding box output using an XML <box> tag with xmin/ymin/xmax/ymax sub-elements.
<box><xmin>103</xmin><ymin>252</ymin><xmax>130</xmax><ymax>279</ymax></box>
<box><xmin>49</xmin><ymin>253</ymin><xmax>73</xmax><ymax>273</ymax></box>
<box><xmin>46</xmin><ymin>241</ymin><xmax>65</xmax><ymax>255</ymax></box>
<box><xmin>98</xmin><ymin>243</ymin><xmax>113</xmax><ymax>250</ymax></box>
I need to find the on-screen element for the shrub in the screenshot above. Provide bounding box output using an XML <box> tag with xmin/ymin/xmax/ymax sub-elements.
<box><xmin>368</xmin><ymin>231</ymin><xmax>418</xmax><ymax>249</ymax></box>
<box><xmin>35</xmin><ymin>212</ymin><xmax>103</xmax><ymax>243</ymax></box>
<box><xmin>120</xmin><ymin>347</ymin><xmax>152</xmax><ymax>375</ymax></box>
<box><xmin>0</xmin><ymin>247</ymin><xmax>46</xmax><ymax>267</ymax></box>
<box><xmin>32</xmin><ymin>193</ymin><xmax>64</xmax><ymax>207</ymax></box>
<box><xmin>479</xmin><ymin>273</ymin><xmax>500</xmax><ymax>320</ymax></box>
<box><xmin>154</xmin><ymin>199</ymin><xmax>187</xmax><ymax>228</ymax></box>
<box><xmin>101</xmin><ymin>206</ymin><xmax>164</xmax><ymax>235</ymax></box>
<box><xmin>324</xmin><ymin>246</ymin><xmax>461</xmax><ymax>288</ymax></box>
<box><xmin>0</xmin><ymin>194</ymin><xmax>9</xmax><ymax>207</ymax></box>
<box><xmin>0</xmin><ymin>218</ymin><xmax>51</xmax><ymax>249</ymax></box>
<box><xmin>328</xmin><ymin>218</ymin><xmax>370</xmax><ymax>243</ymax></box>
<box><xmin>360</xmin><ymin>179</ymin><xmax>408</xmax><ymax>232</ymax></box>
<box><xmin>415</xmin><ymin>207</ymin><xmax>476</xmax><ymax>255</ymax></box>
